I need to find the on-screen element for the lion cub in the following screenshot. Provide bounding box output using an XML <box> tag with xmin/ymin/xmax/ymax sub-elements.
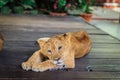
<box><xmin>22</xmin><ymin>30</ymin><xmax>92</xmax><ymax>72</ymax></box>
<box><xmin>0</xmin><ymin>33</ymin><xmax>4</xmax><ymax>52</ymax></box>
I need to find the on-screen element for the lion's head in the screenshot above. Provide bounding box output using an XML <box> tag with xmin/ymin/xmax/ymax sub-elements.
<box><xmin>37</xmin><ymin>33</ymin><xmax>72</xmax><ymax>60</ymax></box>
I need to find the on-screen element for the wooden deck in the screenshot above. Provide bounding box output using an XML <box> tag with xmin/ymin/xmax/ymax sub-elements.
<box><xmin>0</xmin><ymin>15</ymin><xmax>120</xmax><ymax>80</ymax></box>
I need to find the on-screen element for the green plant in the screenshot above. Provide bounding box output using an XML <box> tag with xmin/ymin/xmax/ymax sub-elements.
<box><xmin>1</xmin><ymin>6</ymin><xmax>11</xmax><ymax>14</ymax></box>
<box><xmin>0</xmin><ymin>0</ymin><xmax>95</xmax><ymax>15</ymax></box>
<box><xmin>0</xmin><ymin>0</ymin><xmax>9</xmax><ymax>8</ymax></box>
<box><xmin>53</xmin><ymin>0</ymin><xmax>66</xmax><ymax>13</ymax></box>
<box><xmin>78</xmin><ymin>0</ymin><xmax>95</xmax><ymax>14</ymax></box>
<box><xmin>0</xmin><ymin>0</ymin><xmax>11</xmax><ymax>14</ymax></box>
<box><xmin>21</xmin><ymin>0</ymin><xmax>36</xmax><ymax>10</ymax></box>
<box><xmin>0</xmin><ymin>0</ymin><xmax>38</xmax><ymax>14</ymax></box>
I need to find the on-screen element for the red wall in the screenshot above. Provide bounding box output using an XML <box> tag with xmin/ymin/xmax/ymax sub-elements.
<box><xmin>115</xmin><ymin>0</ymin><xmax>120</xmax><ymax>3</ymax></box>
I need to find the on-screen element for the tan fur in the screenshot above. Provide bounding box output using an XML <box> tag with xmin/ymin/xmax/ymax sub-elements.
<box><xmin>22</xmin><ymin>30</ymin><xmax>92</xmax><ymax>72</ymax></box>
<box><xmin>0</xmin><ymin>33</ymin><xmax>4</xmax><ymax>52</ymax></box>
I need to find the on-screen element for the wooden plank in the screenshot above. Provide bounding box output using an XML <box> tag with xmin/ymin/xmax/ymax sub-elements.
<box><xmin>3</xmin><ymin>46</ymin><xmax>120</xmax><ymax>59</ymax></box>
<box><xmin>75</xmin><ymin>58</ymin><xmax>120</xmax><ymax>72</ymax></box>
<box><xmin>4</xmin><ymin>41</ymin><xmax>120</xmax><ymax>48</ymax></box>
<box><xmin>3</xmin><ymin>41</ymin><xmax>120</xmax><ymax>59</ymax></box>
<box><xmin>2</xmin><ymin>33</ymin><xmax>119</xmax><ymax>43</ymax></box>
<box><xmin>4</xmin><ymin>42</ymin><xmax>120</xmax><ymax>53</ymax></box>
<box><xmin>0</xmin><ymin>71</ymin><xmax>119</xmax><ymax>79</ymax></box>
<box><xmin>1</xmin><ymin>47</ymin><xmax>120</xmax><ymax>71</ymax></box>
<box><xmin>0</xmin><ymin>28</ymin><xmax>117</xmax><ymax>42</ymax></box>
<box><xmin>76</xmin><ymin>58</ymin><xmax>120</xmax><ymax>66</ymax></box>
<box><xmin>4</xmin><ymin>41</ymin><xmax>37</xmax><ymax>48</ymax></box>
<box><xmin>88</xmin><ymin>52</ymin><xmax>120</xmax><ymax>58</ymax></box>
<box><xmin>0</xmin><ymin>15</ymin><xmax>96</xmax><ymax>29</ymax></box>
<box><xmin>3</xmin><ymin>45</ymin><xmax>120</xmax><ymax>59</ymax></box>
<box><xmin>90</xmin><ymin>35</ymin><xmax>120</xmax><ymax>43</ymax></box>
<box><xmin>74</xmin><ymin>65</ymin><xmax>120</xmax><ymax>72</ymax></box>
<box><xmin>91</xmin><ymin>48</ymin><xmax>120</xmax><ymax>53</ymax></box>
<box><xmin>0</xmin><ymin>25</ymin><xmax>107</xmax><ymax>35</ymax></box>
<box><xmin>0</xmin><ymin>15</ymin><xmax>81</xmax><ymax>22</ymax></box>
<box><xmin>92</xmin><ymin>43</ymin><xmax>120</xmax><ymax>48</ymax></box>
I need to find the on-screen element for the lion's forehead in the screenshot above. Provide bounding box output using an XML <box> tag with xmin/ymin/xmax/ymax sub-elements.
<box><xmin>43</xmin><ymin>38</ymin><xmax>65</xmax><ymax>48</ymax></box>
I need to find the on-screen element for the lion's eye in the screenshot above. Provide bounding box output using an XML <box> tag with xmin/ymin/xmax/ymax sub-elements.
<box><xmin>58</xmin><ymin>46</ymin><xmax>62</xmax><ymax>50</ymax></box>
<box><xmin>48</xmin><ymin>50</ymin><xmax>52</xmax><ymax>54</ymax></box>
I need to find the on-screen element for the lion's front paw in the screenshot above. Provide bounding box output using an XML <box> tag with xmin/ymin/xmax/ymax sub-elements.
<box><xmin>32</xmin><ymin>65</ymin><xmax>41</xmax><ymax>72</ymax></box>
<box><xmin>22</xmin><ymin>62</ymin><xmax>32</xmax><ymax>71</ymax></box>
<box><xmin>32</xmin><ymin>64</ymin><xmax>46</xmax><ymax>72</ymax></box>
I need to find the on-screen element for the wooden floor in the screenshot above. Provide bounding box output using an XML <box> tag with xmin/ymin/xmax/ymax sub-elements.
<box><xmin>0</xmin><ymin>15</ymin><xmax>120</xmax><ymax>80</ymax></box>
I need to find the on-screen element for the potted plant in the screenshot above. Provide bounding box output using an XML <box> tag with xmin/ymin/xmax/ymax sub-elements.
<box><xmin>65</xmin><ymin>0</ymin><xmax>81</xmax><ymax>16</ymax></box>
<box><xmin>49</xmin><ymin>0</ymin><xmax>67</xmax><ymax>16</ymax></box>
<box><xmin>78</xmin><ymin>0</ymin><xmax>95</xmax><ymax>22</ymax></box>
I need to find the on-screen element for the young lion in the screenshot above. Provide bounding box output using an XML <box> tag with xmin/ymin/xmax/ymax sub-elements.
<box><xmin>22</xmin><ymin>30</ymin><xmax>92</xmax><ymax>72</ymax></box>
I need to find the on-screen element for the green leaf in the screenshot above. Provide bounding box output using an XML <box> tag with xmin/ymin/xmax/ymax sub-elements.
<box><xmin>0</xmin><ymin>6</ymin><xmax>11</xmax><ymax>14</ymax></box>
<box><xmin>78</xmin><ymin>0</ymin><xmax>82</xmax><ymax>3</ymax></box>
<box><xmin>57</xmin><ymin>0</ymin><xmax>66</xmax><ymax>12</ymax></box>
<box><xmin>22</xmin><ymin>4</ymin><xmax>33</xmax><ymax>9</ymax></box>
<box><xmin>58</xmin><ymin>0</ymin><xmax>66</xmax><ymax>7</ymax></box>
<box><xmin>29</xmin><ymin>10</ymin><xmax>38</xmax><ymax>15</ymax></box>
<box><xmin>91</xmin><ymin>0</ymin><xmax>95</xmax><ymax>3</ymax></box>
<box><xmin>13</xmin><ymin>6</ymin><xmax>24</xmax><ymax>14</ymax></box>
<box><xmin>0</xmin><ymin>0</ymin><xmax>10</xmax><ymax>8</ymax></box>
<box><xmin>81</xmin><ymin>4</ymin><xmax>88</xmax><ymax>12</ymax></box>
<box><xmin>22</xmin><ymin>0</ymin><xmax>36</xmax><ymax>8</ymax></box>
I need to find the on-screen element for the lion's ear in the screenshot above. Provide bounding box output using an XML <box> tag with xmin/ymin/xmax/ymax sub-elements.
<box><xmin>39</xmin><ymin>40</ymin><xmax>46</xmax><ymax>47</ymax></box>
<box><xmin>64</xmin><ymin>32</ymin><xmax>73</xmax><ymax>42</ymax></box>
<box><xmin>37</xmin><ymin>38</ymin><xmax>50</xmax><ymax>47</ymax></box>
